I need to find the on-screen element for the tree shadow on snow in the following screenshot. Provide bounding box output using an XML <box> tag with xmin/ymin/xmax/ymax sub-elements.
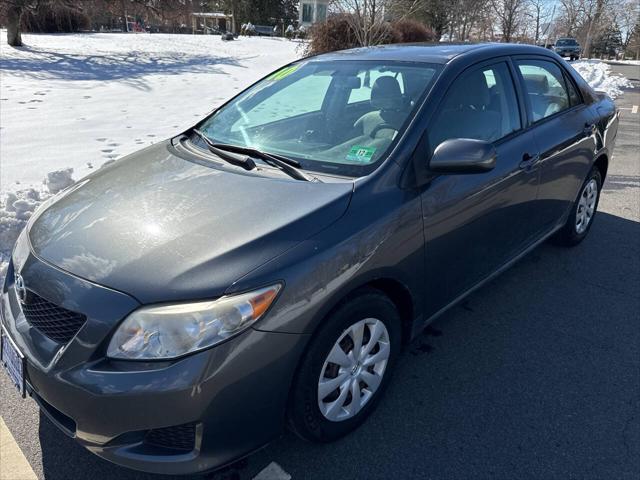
<box><xmin>0</xmin><ymin>46</ymin><xmax>249</xmax><ymax>91</ymax></box>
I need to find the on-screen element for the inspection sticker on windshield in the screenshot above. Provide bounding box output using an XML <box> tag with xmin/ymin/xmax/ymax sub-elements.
<box><xmin>346</xmin><ymin>146</ymin><xmax>376</xmax><ymax>163</ymax></box>
<box><xmin>268</xmin><ymin>65</ymin><xmax>300</xmax><ymax>81</ymax></box>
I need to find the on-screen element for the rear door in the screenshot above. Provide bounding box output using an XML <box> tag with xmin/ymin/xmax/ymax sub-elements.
<box><xmin>421</xmin><ymin>59</ymin><xmax>543</xmax><ymax>318</ymax></box>
<box><xmin>513</xmin><ymin>57</ymin><xmax>598</xmax><ymax>228</ymax></box>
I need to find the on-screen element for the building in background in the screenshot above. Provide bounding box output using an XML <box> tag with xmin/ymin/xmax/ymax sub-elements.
<box><xmin>192</xmin><ymin>12</ymin><xmax>235</xmax><ymax>34</ymax></box>
<box><xmin>299</xmin><ymin>0</ymin><xmax>329</xmax><ymax>27</ymax></box>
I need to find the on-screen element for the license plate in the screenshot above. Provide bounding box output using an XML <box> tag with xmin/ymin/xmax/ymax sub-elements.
<box><xmin>1</xmin><ymin>327</ymin><xmax>26</xmax><ymax>397</ymax></box>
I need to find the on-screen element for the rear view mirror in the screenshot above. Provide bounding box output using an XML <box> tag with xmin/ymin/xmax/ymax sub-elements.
<box><xmin>429</xmin><ymin>138</ymin><xmax>497</xmax><ymax>174</ymax></box>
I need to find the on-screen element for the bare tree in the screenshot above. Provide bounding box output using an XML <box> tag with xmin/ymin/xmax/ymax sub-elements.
<box><xmin>527</xmin><ymin>0</ymin><xmax>552</xmax><ymax>44</ymax></box>
<box><xmin>581</xmin><ymin>0</ymin><xmax>609</xmax><ymax>57</ymax></box>
<box><xmin>330</xmin><ymin>0</ymin><xmax>424</xmax><ymax>46</ymax></box>
<box><xmin>558</xmin><ymin>0</ymin><xmax>581</xmax><ymax>36</ymax></box>
<box><xmin>491</xmin><ymin>0</ymin><xmax>527</xmax><ymax>42</ymax></box>
<box><xmin>614</xmin><ymin>0</ymin><xmax>640</xmax><ymax>50</ymax></box>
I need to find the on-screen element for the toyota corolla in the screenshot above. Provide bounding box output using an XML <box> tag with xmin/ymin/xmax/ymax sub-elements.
<box><xmin>1</xmin><ymin>43</ymin><xmax>618</xmax><ymax>475</ymax></box>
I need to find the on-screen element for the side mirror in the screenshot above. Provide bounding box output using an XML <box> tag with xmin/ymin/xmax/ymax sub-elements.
<box><xmin>429</xmin><ymin>138</ymin><xmax>497</xmax><ymax>174</ymax></box>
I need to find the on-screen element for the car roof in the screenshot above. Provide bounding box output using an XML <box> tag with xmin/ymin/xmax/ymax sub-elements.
<box><xmin>311</xmin><ymin>43</ymin><xmax>554</xmax><ymax>64</ymax></box>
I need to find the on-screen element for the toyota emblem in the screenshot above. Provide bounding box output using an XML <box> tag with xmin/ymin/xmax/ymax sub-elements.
<box><xmin>14</xmin><ymin>273</ymin><xmax>27</xmax><ymax>304</ymax></box>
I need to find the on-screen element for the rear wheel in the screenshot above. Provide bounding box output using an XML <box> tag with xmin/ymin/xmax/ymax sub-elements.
<box><xmin>287</xmin><ymin>289</ymin><xmax>401</xmax><ymax>442</ymax></box>
<box><xmin>552</xmin><ymin>167</ymin><xmax>602</xmax><ymax>246</ymax></box>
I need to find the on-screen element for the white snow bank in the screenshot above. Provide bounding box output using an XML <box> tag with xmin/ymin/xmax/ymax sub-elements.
<box><xmin>571</xmin><ymin>60</ymin><xmax>633</xmax><ymax>98</ymax></box>
<box><xmin>44</xmin><ymin>168</ymin><xmax>75</xmax><ymax>193</ymax></box>
<box><xmin>0</xmin><ymin>187</ymin><xmax>52</xmax><ymax>280</ymax></box>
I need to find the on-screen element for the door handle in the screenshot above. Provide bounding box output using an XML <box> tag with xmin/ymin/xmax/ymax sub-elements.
<box><xmin>519</xmin><ymin>152</ymin><xmax>540</xmax><ymax>170</ymax></box>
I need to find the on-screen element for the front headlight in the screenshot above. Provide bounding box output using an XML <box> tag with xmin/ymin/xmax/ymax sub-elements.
<box><xmin>107</xmin><ymin>284</ymin><xmax>282</xmax><ymax>360</ymax></box>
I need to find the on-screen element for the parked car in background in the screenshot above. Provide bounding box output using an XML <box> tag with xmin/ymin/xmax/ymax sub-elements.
<box><xmin>254</xmin><ymin>24</ymin><xmax>276</xmax><ymax>36</ymax></box>
<box><xmin>553</xmin><ymin>37</ymin><xmax>581</xmax><ymax>60</ymax></box>
<box><xmin>1</xmin><ymin>43</ymin><xmax>618</xmax><ymax>476</ymax></box>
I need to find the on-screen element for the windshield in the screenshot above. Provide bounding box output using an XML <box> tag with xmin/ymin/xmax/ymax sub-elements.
<box><xmin>556</xmin><ymin>39</ymin><xmax>577</xmax><ymax>46</ymax></box>
<box><xmin>196</xmin><ymin>60</ymin><xmax>441</xmax><ymax>177</ymax></box>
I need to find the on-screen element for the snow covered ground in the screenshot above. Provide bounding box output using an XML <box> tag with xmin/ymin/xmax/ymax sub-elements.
<box><xmin>0</xmin><ymin>33</ymin><xmax>633</xmax><ymax>280</ymax></box>
<box><xmin>571</xmin><ymin>60</ymin><xmax>633</xmax><ymax>98</ymax></box>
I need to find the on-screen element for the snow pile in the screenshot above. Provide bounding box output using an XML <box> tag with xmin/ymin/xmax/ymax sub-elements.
<box><xmin>571</xmin><ymin>60</ymin><xmax>633</xmax><ymax>98</ymax></box>
<box><xmin>0</xmin><ymin>171</ymin><xmax>75</xmax><ymax>280</ymax></box>
<box><xmin>44</xmin><ymin>168</ymin><xmax>75</xmax><ymax>193</ymax></box>
<box><xmin>1</xmin><ymin>188</ymin><xmax>48</xmax><ymax>280</ymax></box>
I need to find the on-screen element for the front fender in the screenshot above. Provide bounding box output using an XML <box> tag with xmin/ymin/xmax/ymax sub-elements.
<box><xmin>227</xmin><ymin>184</ymin><xmax>426</xmax><ymax>337</ymax></box>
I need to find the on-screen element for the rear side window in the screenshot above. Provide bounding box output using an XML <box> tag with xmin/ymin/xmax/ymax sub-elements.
<box><xmin>428</xmin><ymin>62</ymin><xmax>521</xmax><ymax>150</ymax></box>
<box><xmin>516</xmin><ymin>60</ymin><xmax>571</xmax><ymax>122</ymax></box>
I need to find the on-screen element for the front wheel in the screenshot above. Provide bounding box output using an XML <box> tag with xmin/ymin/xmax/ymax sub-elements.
<box><xmin>287</xmin><ymin>289</ymin><xmax>401</xmax><ymax>442</ymax></box>
<box><xmin>552</xmin><ymin>167</ymin><xmax>602</xmax><ymax>246</ymax></box>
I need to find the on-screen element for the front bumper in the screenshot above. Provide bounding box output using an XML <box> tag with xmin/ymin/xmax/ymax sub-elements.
<box><xmin>2</xmin><ymin>247</ymin><xmax>308</xmax><ymax>475</ymax></box>
<box><xmin>554</xmin><ymin>48</ymin><xmax>580</xmax><ymax>57</ymax></box>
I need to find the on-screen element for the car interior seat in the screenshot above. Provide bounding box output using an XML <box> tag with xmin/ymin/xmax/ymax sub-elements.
<box><xmin>428</xmin><ymin>70</ymin><xmax>502</xmax><ymax>149</ymax></box>
<box><xmin>354</xmin><ymin>76</ymin><xmax>406</xmax><ymax>138</ymax></box>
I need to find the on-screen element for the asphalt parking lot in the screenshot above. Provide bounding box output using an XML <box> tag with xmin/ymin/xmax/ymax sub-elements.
<box><xmin>1</xmin><ymin>64</ymin><xmax>639</xmax><ymax>480</ymax></box>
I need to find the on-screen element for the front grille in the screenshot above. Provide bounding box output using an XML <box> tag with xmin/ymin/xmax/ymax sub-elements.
<box><xmin>145</xmin><ymin>423</ymin><xmax>196</xmax><ymax>452</ymax></box>
<box><xmin>20</xmin><ymin>292</ymin><xmax>86</xmax><ymax>343</ymax></box>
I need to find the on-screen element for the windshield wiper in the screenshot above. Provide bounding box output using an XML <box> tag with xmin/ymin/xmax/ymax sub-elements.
<box><xmin>211</xmin><ymin>143</ymin><xmax>318</xmax><ymax>182</ymax></box>
<box><xmin>192</xmin><ymin>129</ymin><xmax>256</xmax><ymax>171</ymax></box>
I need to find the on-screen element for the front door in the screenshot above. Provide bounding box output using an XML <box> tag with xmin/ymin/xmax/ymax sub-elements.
<box><xmin>421</xmin><ymin>60</ymin><xmax>543</xmax><ymax>318</ymax></box>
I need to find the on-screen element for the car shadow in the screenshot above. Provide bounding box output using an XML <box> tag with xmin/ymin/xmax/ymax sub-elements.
<box><xmin>38</xmin><ymin>212</ymin><xmax>640</xmax><ymax>479</ymax></box>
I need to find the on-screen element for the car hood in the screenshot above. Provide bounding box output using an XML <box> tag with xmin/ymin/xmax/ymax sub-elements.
<box><xmin>28</xmin><ymin>142</ymin><xmax>353</xmax><ymax>303</ymax></box>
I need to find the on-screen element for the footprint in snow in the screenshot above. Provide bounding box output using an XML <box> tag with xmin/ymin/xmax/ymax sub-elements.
<box><xmin>126</xmin><ymin>126</ymin><xmax>132</xmax><ymax>129</ymax></box>
<box><xmin>96</xmin><ymin>138</ymin><xmax>107</xmax><ymax>142</ymax></box>
<box><xmin>34</xmin><ymin>92</ymin><xmax>46</xmax><ymax>96</ymax></box>
<box><xmin>101</xmin><ymin>149</ymin><xmax>113</xmax><ymax>153</ymax></box>
<box><xmin>83</xmin><ymin>95</ymin><xmax>91</xmax><ymax>99</ymax></box>
<box><xmin>108</xmin><ymin>142</ymin><xmax>120</xmax><ymax>147</ymax></box>
<box><xmin>147</xmin><ymin>134</ymin><xmax>156</xmax><ymax>138</ymax></box>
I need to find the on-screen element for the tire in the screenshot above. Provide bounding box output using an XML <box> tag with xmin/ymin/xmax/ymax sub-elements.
<box><xmin>552</xmin><ymin>167</ymin><xmax>602</xmax><ymax>246</ymax></box>
<box><xmin>287</xmin><ymin>288</ymin><xmax>401</xmax><ymax>442</ymax></box>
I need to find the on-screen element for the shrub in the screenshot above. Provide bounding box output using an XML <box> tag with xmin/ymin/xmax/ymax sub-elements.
<box><xmin>307</xmin><ymin>14</ymin><xmax>360</xmax><ymax>55</ymax></box>
<box><xmin>393</xmin><ymin>19</ymin><xmax>436</xmax><ymax>43</ymax></box>
<box><xmin>308</xmin><ymin>15</ymin><xmax>435</xmax><ymax>56</ymax></box>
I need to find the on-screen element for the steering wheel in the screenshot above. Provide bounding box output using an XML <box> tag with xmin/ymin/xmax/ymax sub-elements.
<box><xmin>369</xmin><ymin>123</ymin><xmax>399</xmax><ymax>139</ymax></box>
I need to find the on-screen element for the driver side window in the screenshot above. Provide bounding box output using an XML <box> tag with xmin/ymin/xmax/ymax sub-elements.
<box><xmin>428</xmin><ymin>62</ymin><xmax>521</xmax><ymax>151</ymax></box>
